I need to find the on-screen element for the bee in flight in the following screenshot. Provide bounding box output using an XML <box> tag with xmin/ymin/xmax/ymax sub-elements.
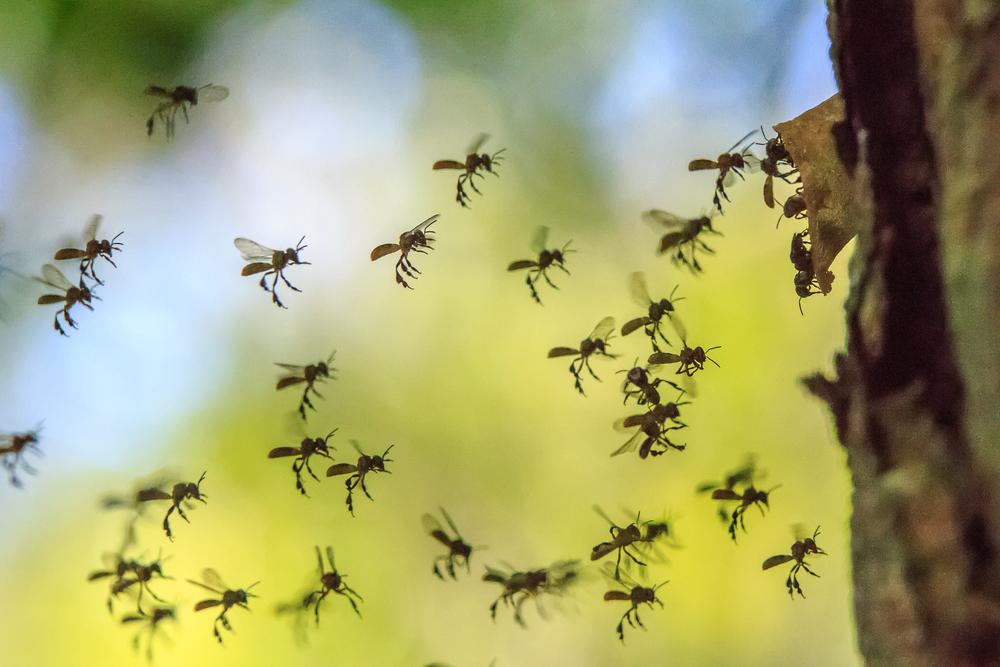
<box><xmin>590</xmin><ymin>506</ymin><xmax>652</xmax><ymax>581</ymax></box>
<box><xmin>370</xmin><ymin>214</ymin><xmax>439</xmax><ymax>289</ymax></box>
<box><xmin>35</xmin><ymin>263</ymin><xmax>95</xmax><ymax>336</ymax></box>
<box><xmin>275</xmin><ymin>352</ymin><xmax>337</xmax><ymax>420</ymax></box>
<box><xmin>602</xmin><ymin>568</ymin><xmax>667</xmax><ymax>643</ymax></box>
<box><xmin>268</xmin><ymin>429</ymin><xmax>337</xmax><ymax>496</ymax></box>
<box><xmin>423</xmin><ymin>507</ymin><xmax>482</xmax><ymax>580</ymax></box>
<box><xmin>762</xmin><ymin>526</ymin><xmax>826</xmax><ymax>598</ymax></box>
<box><xmin>648</xmin><ymin>341</ymin><xmax>721</xmax><ymax>377</ymax></box>
<box><xmin>612</xmin><ymin>400</ymin><xmax>689</xmax><ymax>459</ymax></box>
<box><xmin>136</xmin><ymin>472</ymin><xmax>208</xmax><ymax>540</ymax></box>
<box><xmin>188</xmin><ymin>568</ymin><xmax>259</xmax><ymax>644</ymax></box>
<box><xmin>507</xmin><ymin>226</ymin><xmax>573</xmax><ymax>305</ymax></box>
<box><xmin>482</xmin><ymin>559</ymin><xmax>579</xmax><ymax>627</ymax></box>
<box><xmin>234</xmin><ymin>236</ymin><xmax>310</xmax><ymax>308</ymax></box>
<box><xmin>106</xmin><ymin>553</ymin><xmax>171</xmax><ymax>613</ymax></box>
<box><xmin>325</xmin><ymin>440</ymin><xmax>393</xmax><ymax>515</ymax></box>
<box><xmin>303</xmin><ymin>546</ymin><xmax>362</xmax><ymax>624</ymax></box>
<box><xmin>710</xmin><ymin>482</ymin><xmax>780</xmax><ymax>542</ymax></box>
<box><xmin>547</xmin><ymin>316</ymin><xmax>618</xmax><ymax>395</ymax></box>
<box><xmin>53</xmin><ymin>214</ymin><xmax>123</xmax><ymax>286</ymax></box>
<box><xmin>688</xmin><ymin>130</ymin><xmax>758</xmax><ymax>213</ymax></box>
<box><xmin>642</xmin><ymin>210</ymin><xmax>720</xmax><ymax>274</ymax></box>
<box><xmin>433</xmin><ymin>133</ymin><xmax>505</xmax><ymax>208</ymax></box>
<box><xmin>120</xmin><ymin>605</ymin><xmax>176</xmax><ymax>661</ymax></box>
<box><xmin>0</xmin><ymin>425</ymin><xmax>43</xmax><ymax>488</ymax></box>
<box><xmin>145</xmin><ymin>84</ymin><xmax>229</xmax><ymax>138</ymax></box>
<box><xmin>696</xmin><ymin>458</ymin><xmax>759</xmax><ymax>524</ymax></box>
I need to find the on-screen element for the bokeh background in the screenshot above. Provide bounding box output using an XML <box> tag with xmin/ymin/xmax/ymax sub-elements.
<box><xmin>0</xmin><ymin>1</ymin><xmax>858</xmax><ymax>665</ymax></box>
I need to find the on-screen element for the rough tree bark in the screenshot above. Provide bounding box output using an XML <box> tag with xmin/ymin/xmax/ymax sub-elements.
<box><xmin>797</xmin><ymin>2</ymin><xmax>1000</xmax><ymax>665</ymax></box>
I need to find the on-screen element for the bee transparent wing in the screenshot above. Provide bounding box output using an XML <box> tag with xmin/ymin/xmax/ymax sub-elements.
<box><xmin>200</xmin><ymin>568</ymin><xmax>229</xmax><ymax>591</ymax></box>
<box><xmin>234</xmin><ymin>238</ymin><xmax>276</xmax><ymax>262</ymax></box>
<box><xmin>466</xmin><ymin>133</ymin><xmax>490</xmax><ymax>155</ymax></box>
<box><xmin>529</xmin><ymin>226</ymin><xmax>550</xmax><ymax>254</ymax></box>
<box><xmin>589</xmin><ymin>316</ymin><xmax>616</xmax><ymax>341</ymax></box>
<box><xmin>410</xmin><ymin>214</ymin><xmax>440</xmax><ymax>234</ymax></box>
<box><xmin>628</xmin><ymin>271</ymin><xmax>652</xmax><ymax>308</ymax></box>
<box><xmin>38</xmin><ymin>264</ymin><xmax>73</xmax><ymax>290</ymax></box>
<box><xmin>350</xmin><ymin>439</ymin><xmax>365</xmax><ymax>456</ymax></box>
<box><xmin>198</xmin><ymin>84</ymin><xmax>230</xmax><ymax>103</ymax></box>
<box><xmin>144</xmin><ymin>85</ymin><xmax>173</xmax><ymax>99</ymax></box>
<box><xmin>670</xmin><ymin>314</ymin><xmax>688</xmax><ymax>340</ymax></box>
<box><xmin>726</xmin><ymin>129</ymin><xmax>759</xmax><ymax>154</ymax></box>
<box><xmin>641</xmin><ymin>209</ymin><xmax>687</xmax><ymax>230</ymax></box>
<box><xmin>83</xmin><ymin>214</ymin><xmax>102</xmax><ymax>242</ymax></box>
<box><xmin>274</xmin><ymin>362</ymin><xmax>307</xmax><ymax>373</ymax></box>
<box><xmin>611</xmin><ymin>430</ymin><xmax>643</xmax><ymax>456</ymax></box>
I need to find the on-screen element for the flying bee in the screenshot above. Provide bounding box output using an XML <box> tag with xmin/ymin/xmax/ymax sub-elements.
<box><xmin>642</xmin><ymin>210</ymin><xmax>720</xmax><ymax>274</ymax></box>
<box><xmin>325</xmin><ymin>440</ymin><xmax>393</xmax><ymax>516</ymax></box>
<box><xmin>88</xmin><ymin>553</ymin><xmax>141</xmax><ymax>612</ymax></box>
<box><xmin>507</xmin><ymin>226</ymin><xmax>573</xmax><ymax>305</ymax></box>
<box><xmin>590</xmin><ymin>506</ymin><xmax>653</xmax><ymax>580</ymax></box>
<box><xmin>145</xmin><ymin>84</ymin><xmax>229</xmax><ymax>138</ymax></box>
<box><xmin>188</xmin><ymin>568</ymin><xmax>259</xmax><ymax>644</ymax></box>
<box><xmin>710</xmin><ymin>483</ymin><xmax>780</xmax><ymax>542</ymax></box>
<box><xmin>0</xmin><ymin>425</ymin><xmax>43</xmax><ymax>487</ymax></box>
<box><xmin>53</xmin><ymin>215</ymin><xmax>123</xmax><ymax>286</ymax></box>
<box><xmin>648</xmin><ymin>341</ymin><xmax>721</xmax><ymax>377</ymax></box>
<box><xmin>482</xmin><ymin>559</ymin><xmax>579</xmax><ymax>627</ymax></box>
<box><xmin>268</xmin><ymin>429</ymin><xmax>337</xmax><ymax>496</ymax></box>
<box><xmin>136</xmin><ymin>472</ymin><xmax>208</xmax><ymax>541</ymax></box>
<box><xmin>612</xmin><ymin>401</ymin><xmax>690</xmax><ymax>459</ymax></box>
<box><xmin>548</xmin><ymin>316</ymin><xmax>618</xmax><ymax>395</ymax></box>
<box><xmin>275</xmin><ymin>352</ymin><xmax>337</xmax><ymax>420</ymax></box>
<box><xmin>35</xmin><ymin>263</ymin><xmax>95</xmax><ymax>336</ymax></box>
<box><xmin>762</xmin><ymin>526</ymin><xmax>827</xmax><ymax>598</ymax></box>
<box><xmin>635</xmin><ymin>508</ymin><xmax>682</xmax><ymax>565</ymax></box>
<box><xmin>370</xmin><ymin>214</ymin><xmax>439</xmax><ymax>289</ymax></box>
<box><xmin>234</xmin><ymin>236</ymin><xmax>310</xmax><ymax>308</ymax></box>
<box><xmin>303</xmin><ymin>546</ymin><xmax>362</xmax><ymax>624</ymax></box>
<box><xmin>602</xmin><ymin>568</ymin><xmax>667</xmax><ymax>643</ymax></box>
<box><xmin>109</xmin><ymin>553</ymin><xmax>172</xmax><ymax>613</ymax></box>
<box><xmin>617</xmin><ymin>362</ymin><xmax>683</xmax><ymax>407</ymax></box>
<box><xmin>423</xmin><ymin>507</ymin><xmax>482</xmax><ymax>580</ymax></box>
<box><xmin>120</xmin><ymin>605</ymin><xmax>176</xmax><ymax>661</ymax></box>
<box><xmin>433</xmin><ymin>133</ymin><xmax>506</xmax><ymax>208</ymax></box>
<box><xmin>688</xmin><ymin>130</ymin><xmax>759</xmax><ymax>212</ymax></box>
<box><xmin>755</xmin><ymin>128</ymin><xmax>798</xmax><ymax>208</ymax></box>
<box><xmin>620</xmin><ymin>273</ymin><xmax>684</xmax><ymax>352</ymax></box>
<box><xmin>696</xmin><ymin>459</ymin><xmax>758</xmax><ymax>524</ymax></box>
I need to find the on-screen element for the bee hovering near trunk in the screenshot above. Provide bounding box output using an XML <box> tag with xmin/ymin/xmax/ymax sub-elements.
<box><xmin>120</xmin><ymin>605</ymin><xmax>176</xmax><ymax>661</ymax></box>
<box><xmin>590</xmin><ymin>506</ymin><xmax>653</xmax><ymax>581</ymax></box>
<box><xmin>548</xmin><ymin>316</ymin><xmax>618</xmax><ymax>395</ymax></box>
<box><xmin>648</xmin><ymin>341</ymin><xmax>721</xmax><ymax>377</ymax></box>
<box><xmin>0</xmin><ymin>424</ymin><xmax>43</xmax><ymax>488</ymax></box>
<box><xmin>325</xmin><ymin>441</ymin><xmax>393</xmax><ymax>516</ymax></box>
<box><xmin>482</xmin><ymin>559</ymin><xmax>579</xmax><ymax>627</ymax></box>
<box><xmin>370</xmin><ymin>214</ymin><xmax>439</xmax><ymax>289</ymax></box>
<box><xmin>423</xmin><ymin>507</ymin><xmax>482</xmax><ymax>580</ymax></box>
<box><xmin>696</xmin><ymin>458</ymin><xmax>758</xmax><ymax>524</ymax></box>
<box><xmin>145</xmin><ymin>84</ymin><xmax>229</xmax><ymax>138</ymax></box>
<box><xmin>620</xmin><ymin>273</ymin><xmax>684</xmax><ymax>352</ymax></box>
<box><xmin>433</xmin><ymin>133</ymin><xmax>505</xmax><ymax>208</ymax></box>
<box><xmin>507</xmin><ymin>226</ymin><xmax>573</xmax><ymax>305</ymax></box>
<box><xmin>762</xmin><ymin>526</ymin><xmax>827</xmax><ymax>598</ymax></box>
<box><xmin>612</xmin><ymin>401</ymin><xmax>690</xmax><ymax>459</ymax></box>
<box><xmin>234</xmin><ymin>236</ymin><xmax>310</xmax><ymax>308</ymax></box>
<box><xmin>53</xmin><ymin>215</ymin><xmax>123</xmax><ymax>286</ymax></box>
<box><xmin>35</xmin><ymin>263</ymin><xmax>95</xmax><ymax>336</ymax></box>
<box><xmin>136</xmin><ymin>472</ymin><xmax>208</xmax><ymax>540</ymax></box>
<box><xmin>303</xmin><ymin>546</ymin><xmax>362</xmax><ymax>624</ymax></box>
<box><xmin>108</xmin><ymin>553</ymin><xmax>172</xmax><ymax>613</ymax></box>
<box><xmin>710</xmin><ymin>483</ymin><xmax>780</xmax><ymax>542</ymax></box>
<box><xmin>642</xmin><ymin>210</ymin><xmax>720</xmax><ymax>274</ymax></box>
<box><xmin>688</xmin><ymin>130</ymin><xmax>758</xmax><ymax>213</ymax></box>
<box><xmin>617</xmin><ymin>361</ymin><xmax>684</xmax><ymax>407</ymax></box>
<box><xmin>274</xmin><ymin>352</ymin><xmax>337</xmax><ymax>420</ymax></box>
<box><xmin>188</xmin><ymin>568</ymin><xmax>259</xmax><ymax>644</ymax></box>
<box><xmin>755</xmin><ymin>127</ymin><xmax>798</xmax><ymax>209</ymax></box>
<box><xmin>601</xmin><ymin>568</ymin><xmax>667</xmax><ymax>643</ymax></box>
<box><xmin>268</xmin><ymin>429</ymin><xmax>337</xmax><ymax>496</ymax></box>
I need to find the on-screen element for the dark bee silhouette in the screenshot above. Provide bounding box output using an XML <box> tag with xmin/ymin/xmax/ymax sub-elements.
<box><xmin>688</xmin><ymin>130</ymin><xmax>758</xmax><ymax>212</ymax></box>
<box><xmin>634</xmin><ymin>508</ymin><xmax>682</xmax><ymax>565</ymax></box>
<box><xmin>590</xmin><ymin>506</ymin><xmax>652</xmax><ymax>580</ymax></box>
<box><xmin>507</xmin><ymin>226</ymin><xmax>573</xmax><ymax>305</ymax></box>
<box><xmin>188</xmin><ymin>568</ymin><xmax>259</xmax><ymax>644</ymax></box>
<box><xmin>755</xmin><ymin>128</ymin><xmax>797</xmax><ymax>209</ymax></box>
<box><xmin>268</xmin><ymin>429</ymin><xmax>337</xmax><ymax>496</ymax></box>
<box><xmin>642</xmin><ymin>210</ymin><xmax>721</xmax><ymax>274</ymax></box>
<box><xmin>696</xmin><ymin>459</ymin><xmax>758</xmax><ymax>524</ymax></box>
<box><xmin>303</xmin><ymin>546</ymin><xmax>362</xmax><ymax>624</ymax></box>
<box><xmin>108</xmin><ymin>554</ymin><xmax>171</xmax><ymax>613</ymax></box>
<box><xmin>648</xmin><ymin>341</ymin><xmax>721</xmax><ymax>377</ymax></box>
<box><xmin>53</xmin><ymin>215</ymin><xmax>123</xmax><ymax>286</ymax></box>
<box><xmin>711</xmin><ymin>483</ymin><xmax>780</xmax><ymax>542</ymax></box>
<box><xmin>482</xmin><ymin>559</ymin><xmax>579</xmax><ymax>627</ymax></box>
<box><xmin>275</xmin><ymin>352</ymin><xmax>337</xmax><ymax>420</ymax></box>
<box><xmin>548</xmin><ymin>316</ymin><xmax>618</xmax><ymax>395</ymax></box>
<box><xmin>234</xmin><ymin>236</ymin><xmax>310</xmax><ymax>308</ymax></box>
<box><xmin>88</xmin><ymin>553</ymin><xmax>141</xmax><ymax>612</ymax></box>
<box><xmin>0</xmin><ymin>425</ymin><xmax>43</xmax><ymax>487</ymax></box>
<box><xmin>617</xmin><ymin>362</ymin><xmax>684</xmax><ymax>407</ymax></box>
<box><xmin>325</xmin><ymin>440</ymin><xmax>393</xmax><ymax>516</ymax></box>
<box><xmin>602</xmin><ymin>569</ymin><xmax>667</xmax><ymax>643</ymax></box>
<box><xmin>763</xmin><ymin>526</ymin><xmax>827</xmax><ymax>598</ymax></box>
<box><xmin>620</xmin><ymin>273</ymin><xmax>684</xmax><ymax>352</ymax></box>
<box><xmin>120</xmin><ymin>605</ymin><xmax>176</xmax><ymax>661</ymax></box>
<box><xmin>423</xmin><ymin>507</ymin><xmax>481</xmax><ymax>580</ymax></box>
<box><xmin>776</xmin><ymin>187</ymin><xmax>807</xmax><ymax>228</ymax></box>
<box><xmin>137</xmin><ymin>472</ymin><xmax>208</xmax><ymax>540</ymax></box>
<box><xmin>145</xmin><ymin>84</ymin><xmax>229</xmax><ymax>138</ymax></box>
<box><xmin>370</xmin><ymin>214</ymin><xmax>439</xmax><ymax>289</ymax></box>
<box><xmin>612</xmin><ymin>401</ymin><xmax>689</xmax><ymax>459</ymax></box>
<box><xmin>274</xmin><ymin>590</ymin><xmax>313</xmax><ymax>644</ymax></box>
<box><xmin>35</xmin><ymin>263</ymin><xmax>95</xmax><ymax>336</ymax></box>
<box><xmin>433</xmin><ymin>133</ymin><xmax>505</xmax><ymax>208</ymax></box>
<box><xmin>789</xmin><ymin>230</ymin><xmax>821</xmax><ymax>314</ymax></box>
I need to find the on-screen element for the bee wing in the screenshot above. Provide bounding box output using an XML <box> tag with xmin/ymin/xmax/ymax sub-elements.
<box><xmin>465</xmin><ymin>132</ymin><xmax>490</xmax><ymax>155</ymax></box>
<box><xmin>641</xmin><ymin>209</ymin><xmax>687</xmax><ymax>230</ymax></box>
<box><xmin>711</xmin><ymin>489</ymin><xmax>741</xmax><ymax>501</ymax></box>
<box><xmin>144</xmin><ymin>85</ymin><xmax>173</xmax><ymax>98</ymax></box>
<box><xmin>694</xmin><ymin>481</ymin><xmax>719</xmax><ymax>494</ymax></box>
<box><xmin>688</xmin><ymin>158</ymin><xmax>719</xmax><ymax>172</ymax></box>
<box><xmin>670</xmin><ymin>314</ymin><xmax>688</xmax><ymax>341</ymax></box>
<box><xmin>432</xmin><ymin>160</ymin><xmax>465</xmax><ymax>170</ymax></box>
<box><xmin>529</xmin><ymin>226</ymin><xmax>550</xmax><ymax>254</ymax></box>
<box><xmin>38</xmin><ymin>264</ymin><xmax>73</xmax><ymax>290</ymax></box>
<box><xmin>648</xmin><ymin>352</ymin><xmax>680</xmax><ymax>365</ymax></box>
<box><xmin>274</xmin><ymin>362</ymin><xmax>307</xmax><ymax>373</ymax></box>
<box><xmin>349</xmin><ymin>439</ymin><xmax>366</xmax><ymax>456</ymax></box>
<box><xmin>136</xmin><ymin>488</ymin><xmax>172</xmax><ymax>502</ymax></box>
<box><xmin>592</xmin><ymin>504</ymin><xmax>616</xmax><ymax>526</ymax></box>
<box><xmin>621</xmin><ymin>317</ymin><xmax>649</xmax><ymax>336</ymax></box>
<box><xmin>234</xmin><ymin>238</ymin><xmax>276</xmax><ymax>262</ymax></box>
<box><xmin>268</xmin><ymin>446</ymin><xmax>300</xmax><ymax>459</ymax></box>
<box><xmin>547</xmin><ymin>347</ymin><xmax>579</xmax><ymax>358</ymax></box>
<box><xmin>326</xmin><ymin>463</ymin><xmax>358</xmax><ymax>477</ymax></box>
<box><xmin>194</xmin><ymin>599</ymin><xmax>223</xmax><ymax>611</ymax></box>
<box><xmin>200</xmin><ymin>568</ymin><xmax>229</xmax><ymax>591</ymax></box>
<box><xmin>198</xmin><ymin>84</ymin><xmax>230</xmax><ymax>103</ymax></box>
<box><xmin>762</xmin><ymin>554</ymin><xmax>795</xmax><ymax>570</ymax></box>
<box><xmin>613</xmin><ymin>414</ymin><xmax>645</xmax><ymax>433</ymax></box>
<box><xmin>507</xmin><ymin>259</ymin><xmax>538</xmax><ymax>271</ymax></box>
<box><xmin>439</xmin><ymin>507</ymin><xmax>462</xmax><ymax>538</ymax></box>
<box><xmin>421</xmin><ymin>513</ymin><xmax>451</xmax><ymax>545</ymax></box>
<box><xmin>410</xmin><ymin>214</ymin><xmax>440</xmax><ymax>234</ymax></box>
<box><xmin>83</xmin><ymin>214</ymin><xmax>102</xmax><ymax>242</ymax></box>
<box><xmin>628</xmin><ymin>271</ymin><xmax>653</xmax><ymax>307</ymax></box>
<box><xmin>726</xmin><ymin>129</ymin><xmax>759</xmax><ymax>153</ymax></box>
<box><xmin>611</xmin><ymin>431</ymin><xmax>643</xmax><ymax>456</ymax></box>
<box><xmin>120</xmin><ymin>614</ymin><xmax>148</xmax><ymax>624</ymax></box>
<box><xmin>370</xmin><ymin>243</ymin><xmax>401</xmax><ymax>261</ymax></box>
<box><xmin>589</xmin><ymin>316</ymin><xmax>616</xmax><ymax>341</ymax></box>
<box><xmin>325</xmin><ymin>546</ymin><xmax>337</xmax><ymax>571</ymax></box>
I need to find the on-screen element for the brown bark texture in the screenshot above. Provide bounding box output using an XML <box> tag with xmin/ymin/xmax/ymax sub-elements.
<box><xmin>795</xmin><ymin>1</ymin><xmax>1000</xmax><ymax>665</ymax></box>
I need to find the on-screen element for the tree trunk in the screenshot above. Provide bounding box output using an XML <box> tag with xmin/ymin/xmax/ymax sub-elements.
<box><xmin>804</xmin><ymin>1</ymin><xmax>1000</xmax><ymax>665</ymax></box>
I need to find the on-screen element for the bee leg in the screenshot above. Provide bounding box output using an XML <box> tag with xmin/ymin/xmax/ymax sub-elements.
<box><xmin>616</xmin><ymin>617</ymin><xmax>626</xmax><ymax>642</ymax></box>
<box><xmin>584</xmin><ymin>357</ymin><xmax>602</xmax><ymax>382</ymax></box>
<box><xmin>489</xmin><ymin>598</ymin><xmax>500</xmax><ymax>620</ymax></box>
<box><xmin>541</xmin><ymin>269</ymin><xmax>559</xmax><ymax>290</ymax></box>
<box><xmin>614</xmin><ymin>548</ymin><xmax>623</xmax><ymax>581</ymax></box>
<box><xmin>359</xmin><ymin>475</ymin><xmax>374</xmax><ymax>501</ymax></box>
<box><xmin>53</xmin><ymin>314</ymin><xmax>67</xmax><ymax>337</ymax></box>
<box><xmin>432</xmin><ymin>559</ymin><xmax>444</xmax><ymax>580</ymax></box>
<box><xmin>162</xmin><ymin>506</ymin><xmax>175</xmax><ymax>540</ymax></box>
<box><xmin>181</xmin><ymin>103</ymin><xmax>190</xmax><ymax>126</ymax></box>
<box><xmin>312</xmin><ymin>590</ymin><xmax>327</xmax><ymax>625</ymax></box>
<box><xmin>303</xmin><ymin>457</ymin><xmax>320</xmax><ymax>483</ymax></box>
<box><xmin>623</xmin><ymin>547</ymin><xmax>647</xmax><ymax>568</ymax></box>
<box><xmin>525</xmin><ymin>274</ymin><xmax>541</xmax><ymax>305</ymax></box>
<box><xmin>279</xmin><ymin>270</ymin><xmax>301</xmax><ymax>293</ymax></box>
